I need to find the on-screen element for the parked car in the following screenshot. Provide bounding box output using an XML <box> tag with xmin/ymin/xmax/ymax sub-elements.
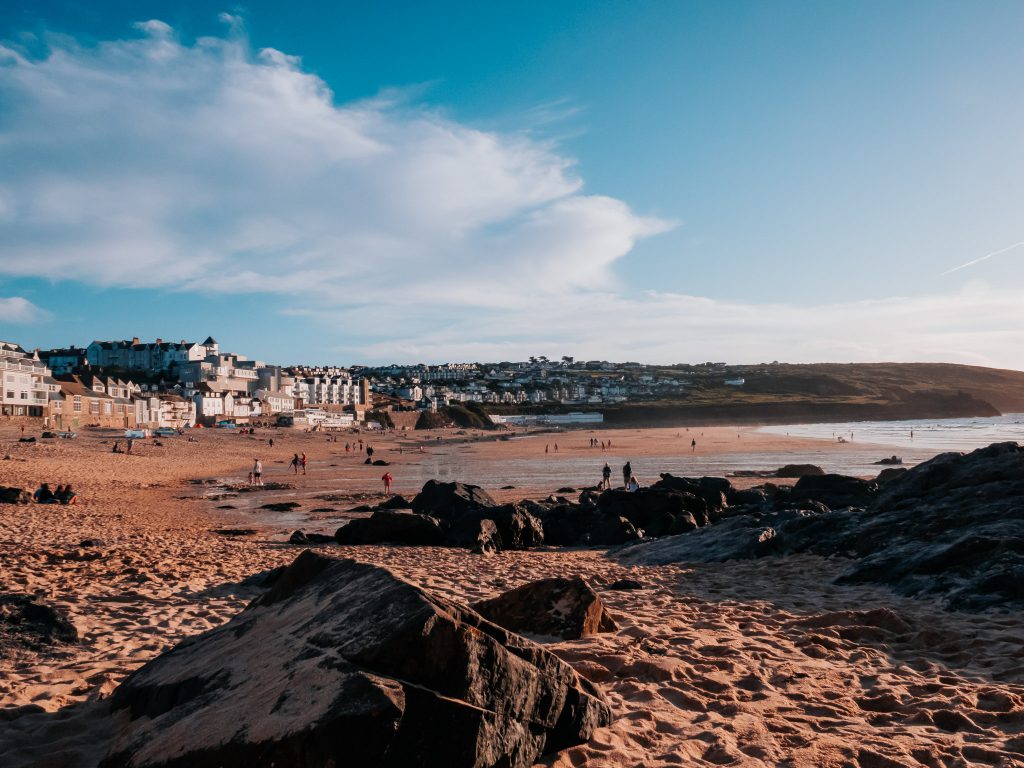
<box><xmin>154</xmin><ymin>427</ymin><xmax>178</xmax><ymax>437</ymax></box>
<box><xmin>124</xmin><ymin>429</ymin><xmax>149</xmax><ymax>439</ymax></box>
<box><xmin>215</xmin><ymin>421</ymin><xmax>237</xmax><ymax>429</ymax></box>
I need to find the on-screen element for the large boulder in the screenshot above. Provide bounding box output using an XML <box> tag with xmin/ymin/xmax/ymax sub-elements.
<box><xmin>597</xmin><ymin>489</ymin><xmax>707</xmax><ymax>537</ymax></box>
<box><xmin>790</xmin><ymin>473</ymin><xmax>878</xmax><ymax>509</ymax></box>
<box><xmin>335</xmin><ymin>510</ymin><xmax>446</xmax><ymax>546</ymax></box>
<box><xmin>775</xmin><ymin>464</ymin><xmax>825</xmax><ymax>478</ymax></box>
<box><xmin>411</xmin><ymin>480</ymin><xmax>497</xmax><ymax>520</ymax></box>
<box><xmin>447</xmin><ymin>517</ymin><xmax>502</xmax><ymax>555</ymax></box>
<box><xmin>101</xmin><ymin>553</ymin><xmax>610</xmax><ymax>768</ymax></box>
<box><xmin>472</xmin><ymin>577</ymin><xmax>617</xmax><ymax>641</ymax></box>
<box><xmin>478</xmin><ymin>504</ymin><xmax>545</xmax><ymax>550</ymax></box>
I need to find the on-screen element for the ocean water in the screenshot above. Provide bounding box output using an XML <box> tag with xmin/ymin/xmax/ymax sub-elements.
<box><xmin>759</xmin><ymin>413</ymin><xmax>1024</xmax><ymax>451</ymax></box>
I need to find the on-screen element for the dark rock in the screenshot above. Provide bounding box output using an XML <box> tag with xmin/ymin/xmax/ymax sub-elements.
<box><xmin>472</xmin><ymin>577</ymin><xmax>617</xmax><ymax>641</ymax></box>
<box><xmin>0</xmin><ymin>486</ymin><xmax>31</xmax><ymax>505</ymax></box>
<box><xmin>0</xmin><ymin>594</ymin><xmax>78</xmax><ymax>651</ymax></box>
<box><xmin>335</xmin><ymin>510</ymin><xmax>447</xmax><ymax>546</ymax></box>
<box><xmin>487</xmin><ymin>504</ymin><xmax>545</xmax><ymax>550</ymax></box>
<box><xmin>372</xmin><ymin>459</ymin><xmax>390</xmax><ymax>466</ymax></box>
<box><xmin>447</xmin><ymin>517</ymin><xmax>502</xmax><ymax>555</ymax></box>
<box><xmin>212</xmin><ymin>528</ymin><xmax>257</xmax><ymax>537</ymax></box>
<box><xmin>215</xmin><ymin>504</ymin><xmax>237</xmax><ymax>509</ymax></box>
<box><xmin>775</xmin><ymin>464</ymin><xmax>825</xmax><ymax>478</ymax></box>
<box><xmin>411</xmin><ymin>480</ymin><xmax>497</xmax><ymax>520</ymax></box>
<box><xmin>377</xmin><ymin>495</ymin><xmax>411</xmax><ymax>510</ymax></box>
<box><xmin>874</xmin><ymin>456</ymin><xmax>903</xmax><ymax>465</ymax></box>
<box><xmin>726</xmin><ymin>488</ymin><xmax>768</xmax><ymax>506</ymax></box>
<box><xmin>622</xmin><ymin>442</ymin><xmax>1024</xmax><ymax>611</ymax></box>
<box><xmin>102</xmin><ymin>553</ymin><xmax>610</xmax><ymax>768</ymax></box>
<box><xmin>791</xmin><ymin>474</ymin><xmax>878</xmax><ymax>509</ymax></box>
<box><xmin>556</xmin><ymin>487</ymin><xmax>577</xmax><ymax>494</ymax></box>
<box><xmin>79</xmin><ymin>538</ymin><xmax>106</xmax><ymax>548</ymax></box>
<box><xmin>260</xmin><ymin>501</ymin><xmax>302</xmax><ymax>512</ymax></box>
<box><xmin>288</xmin><ymin>530</ymin><xmax>332</xmax><ymax>545</ymax></box>
<box><xmin>501</xmin><ymin>485</ymin><xmax>516</xmax><ymax>490</ymax></box>
<box><xmin>597</xmin><ymin>489</ymin><xmax>707</xmax><ymax>537</ymax></box>
<box><xmin>606</xmin><ymin>579</ymin><xmax>646</xmax><ymax>591</ymax></box>
<box><xmin>876</xmin><ymin>467</ymin><xmax>908</xmax><ymax>484</ymax></box>
<box><xmin>590</xmin><ymin>516</ymin><xmax>643</xmax><ymax>545</ymax></box>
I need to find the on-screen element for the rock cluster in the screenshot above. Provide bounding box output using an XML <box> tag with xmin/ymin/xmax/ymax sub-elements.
<box><xmin>100</xmin><ymin>552</ymin><xmax>611</xmax><ymax>768</ymax></box>
<box><xmin>619</xmin><ymin>442</ymin><xmax>1024</xmax><ymax>611</ymax></box>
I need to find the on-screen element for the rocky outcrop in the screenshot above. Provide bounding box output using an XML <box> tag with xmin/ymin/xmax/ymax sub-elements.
<box><xmin>410</xmin><ymin>480</ymin><xmax>496</xmax><ymax>519</ymax></box>
<box><xmin>335</xmin><ymin>510</ymin><xmax>446</xmax><ymax>546</ymax></box>
<box><xmin>101</xmin><ymin>553</ymin><xmax>610</xmax><ymax>768</ymax></box>
<box><xmin>472</xmin><ymin>577</ymin><xmax>618</xmax><ymax>641</ymax></box>
<box><xmin>790</xmin><ymin>474</ymin><xmax>878</xmax><ymax>509</ymax></box>
<box><xmin>618</xmin><ymin>442</ymin><xmax>1024</xmax><ymax>611</ymax></box>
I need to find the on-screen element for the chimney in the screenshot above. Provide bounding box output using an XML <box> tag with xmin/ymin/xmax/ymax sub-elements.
<box><xmin>156</xmin><ymin>338</ymin><xmax>163</xmax><ymax>345</ymax></box>
<box><xmin>132</xmin><ymin>337</ymin><xmax>140</xmax><ymax>346</ymax></box>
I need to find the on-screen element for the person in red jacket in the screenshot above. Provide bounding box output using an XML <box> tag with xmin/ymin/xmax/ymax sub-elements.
<box><xmin>382</xmin><ymin>472</ymin><xmax>393</xmax><ymax>494</ymax></box>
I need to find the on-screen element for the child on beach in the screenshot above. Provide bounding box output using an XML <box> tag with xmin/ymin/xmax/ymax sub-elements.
<box><xmin>382</xmin><ymin>472</ymin><xmax>393</xmax><ymax>494</ymax></box>
<box><xmin>300</xmin><ymin>453</ymin><xmax>307</xmax><ymax>475</ymax></box>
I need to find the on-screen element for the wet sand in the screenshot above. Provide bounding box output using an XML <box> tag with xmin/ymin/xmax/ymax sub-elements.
<box><xmin>1</xmin><ymin>423</ymin><xmax>1021</xmax><ymax>767</ymax></box>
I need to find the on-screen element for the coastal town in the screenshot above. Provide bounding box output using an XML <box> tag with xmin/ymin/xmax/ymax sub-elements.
<box><xmin>1</xmin><ymin>334</ymin><xmax>755</xmax><ymax>431</ymax></box>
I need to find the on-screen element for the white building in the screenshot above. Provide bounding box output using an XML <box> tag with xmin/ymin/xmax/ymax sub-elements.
<box><xmin>0</xmin><ymin>342</ymin><xmax>53</xmax><ymax>417</ymax></box>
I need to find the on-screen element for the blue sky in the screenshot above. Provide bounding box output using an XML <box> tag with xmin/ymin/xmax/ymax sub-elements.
<box><xmin>2</xmin><ymin>1</ymin><xmax>1024</xmax><ymax>367</ymax></box>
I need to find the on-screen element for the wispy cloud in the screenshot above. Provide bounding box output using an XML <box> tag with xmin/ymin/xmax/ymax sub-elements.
<box><xmin>0</xmin><ymin>20</ymin><xmax>671</xmax><ymax>306</ymax></box>
<box><xmin>0</xmin><ymin>296</ymin><xmax>49</xmax><ymax>324</ymax></box>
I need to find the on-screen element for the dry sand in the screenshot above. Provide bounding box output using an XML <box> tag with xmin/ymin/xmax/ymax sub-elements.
<box><xmin>1</xmin><ymin>423</ymin><xmax>1022</xmax><ymax>767</ymax></box>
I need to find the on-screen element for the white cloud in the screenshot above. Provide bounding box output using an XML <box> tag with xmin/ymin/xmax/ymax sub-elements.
<box><xmin>320</xmin><ymin>283</ymin><xmax>1024</xmax><ymax>369</ymax></box>
<box><xmin>0</xmin><ymin>21</ymin><xmax>671</xmax><ymax>307</ymax></box>
<box><xmin>0</xmin><ymin>296</ymin><xmax>49</xmax><ymax>324</ymax></box>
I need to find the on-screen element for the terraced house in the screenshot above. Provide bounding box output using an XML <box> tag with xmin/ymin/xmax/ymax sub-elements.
<box><xmin>0</xmin><ymin>342</ymin><xmax>55</xmax><ymax>418</ymax></box>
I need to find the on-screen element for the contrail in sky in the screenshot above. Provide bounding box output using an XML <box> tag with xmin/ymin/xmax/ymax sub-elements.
<box><xmin>940</xmin><ymin>240</ymin><xmax>1024</xmax><ymax>276</ymax></box>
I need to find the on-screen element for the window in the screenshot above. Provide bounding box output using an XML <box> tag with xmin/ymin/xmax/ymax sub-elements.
<box><xmin>89</xmin><ymin>400</ymin><xmax>99</xmax><ymax>415</ymax></box>
<box><xmin>73</xmin><ymin>396</ymin><xmax>82</xmax><ymax>412</ymax></box>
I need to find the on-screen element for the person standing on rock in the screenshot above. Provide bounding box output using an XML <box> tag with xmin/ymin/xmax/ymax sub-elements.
<box><xmin>252</xmin><ymin>458</ymin><xmax>263</xmax><ymax>486</ymax></box>
<box><xmin>622</xmin><ymin>461</ymin><xmax>632</xmax><ymax>489</ymax></box>
<box><xmin>602</xmin><ymin>463</ymin><xmax>612</xmax><ymax>489</ymax></box>
<box><xmin>382</xmin><ymin>472</ymin><xmax>393</xmax><ymax>494</ymax></box>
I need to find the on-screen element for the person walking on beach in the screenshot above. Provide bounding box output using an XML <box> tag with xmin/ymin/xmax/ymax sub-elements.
<box><xmin>300</xmin><ymin>453</ymin><xmax>307</xmax><ymax>475</ymax></box>
<box><xmin>691</xmin><ymin>438</ymin><xmax>696</xmax><ymax>452</ymax></box>
<box><xmin>290</xmin><ymin>454</ymin><xmax>300</xmax><ymax>474</ymax></box>
<box><xmin>622</xmin><ymin>461</ymin><xmax>632</xmax><ymax>489</ymax></box>
<box><xmin>545</xmin><ymin>444</ymin><xmax>549</xmax><ymax>454</ymax></box>
<box><xmin>601</xmin><ymin>463</ymin><xmax>612</xmax><ymax>490</ymax></box>
<box><xmin>126</xmin><ymin>438</ymin><xmax>134</xmax><ymax>455</ymax></box>
<box><xmin>382</xmin><ymin>471</ymin><xmax>393</xmax><ymax>494</ymax></box>
<box><xmin>252</xmin><ymin>458</ymin><xmax>263</xmax><ymax>486</ymax></box>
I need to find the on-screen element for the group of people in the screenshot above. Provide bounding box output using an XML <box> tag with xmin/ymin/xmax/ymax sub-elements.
<box><xmin>290</xmin><ymin>453</ymin><xmax>308</xmax><ymax>475</ymax></box>
<box><xmin>588</xmin><ymin>437</ymin><xmax>612</xmax><ymax>450</ymax></box>
<box><xmin>600</xmin><ymin>461</ymin><xmax>640</xmax><ymax>491</ymax></box>
<box><xmin>33</xmin><ymin>483</ymin><xmax>77</xmax><ymax>505</ymax></box>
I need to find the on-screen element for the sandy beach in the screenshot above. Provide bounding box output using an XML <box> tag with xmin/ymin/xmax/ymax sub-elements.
<box><xmin>1</xmin><ymin>423</ymin><xmax>1022</xmax><ymax>767</ymax></box>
